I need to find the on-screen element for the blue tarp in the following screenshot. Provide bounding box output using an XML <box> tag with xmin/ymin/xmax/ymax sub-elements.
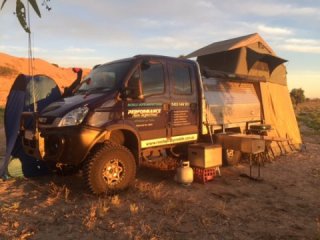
<box><xmin>0</xmin><ymin>74</ymin><xmax>61</xmax><ymax>178</ymax></box>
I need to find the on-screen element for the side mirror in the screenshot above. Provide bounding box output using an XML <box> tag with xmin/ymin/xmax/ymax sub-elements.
<box><xmin>119</xmin><ymin>87</ymin><xmax>130</xmax><ymax>100</ymax></box>
<box><xmin>123</xmin><ymin>69</ymin><xmax>144</xmax><ymax>100</ymax></box>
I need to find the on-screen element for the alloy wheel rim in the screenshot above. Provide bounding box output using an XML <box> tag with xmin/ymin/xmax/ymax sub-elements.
<box><xmin>102</xmin><ymin>159</ymin><xmax>124</xmax><ymax>185</ymax></box>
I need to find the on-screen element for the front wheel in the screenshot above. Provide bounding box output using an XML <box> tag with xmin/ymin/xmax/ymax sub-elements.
<box><xmin>84</xmin><ymin>142</ymin><xmax>136</xmax><ymax>194</ymax></box>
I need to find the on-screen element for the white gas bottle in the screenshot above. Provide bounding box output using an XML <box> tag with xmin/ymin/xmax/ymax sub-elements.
<box><xmin>175</xmin><ymin>161</ymin><xmax>194</xmax><ymax>185</ymax></box>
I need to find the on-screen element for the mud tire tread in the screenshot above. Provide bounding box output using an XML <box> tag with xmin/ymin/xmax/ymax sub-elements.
<box><xmin>83</xmin><ymin>142</ymin><xmax>136</xmax><ymax>194</ymax></box>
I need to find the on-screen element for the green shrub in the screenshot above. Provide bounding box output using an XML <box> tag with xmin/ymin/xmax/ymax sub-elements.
<box><xmin>290</xmin><ymin>88</ymin><xmax>306</xmax><ymax>105</ymax></box>
<box><xmin>297</xmin><ymin>111</ymin><xmax>320</xmax><ymax>132</ymax></box>
<box><xmin>0</xmin><ymin>66</ymin><xmax>17</xmax><ymax>77</ymax></box>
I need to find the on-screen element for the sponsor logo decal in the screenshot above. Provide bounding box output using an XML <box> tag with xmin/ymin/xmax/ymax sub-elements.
<box><xmin>128</xmin><ymin>109</ymin><xmax>161</xmax><ymax>118</ymax></box>
<box><xmin>128</xmin><ymin>103</ymin><xmax>162</xmax><ymax>107</ymax></box>
<box><xmin>141</xmin><ymin>134</ymin><xmax>198</xmax><ymax>148</ymax></box>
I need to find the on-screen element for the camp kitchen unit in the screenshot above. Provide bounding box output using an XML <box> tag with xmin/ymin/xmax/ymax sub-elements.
<box><xmin>15</xmin><ymin>33</ymin><xmax>301</xmax><ymax>193</ymax></box>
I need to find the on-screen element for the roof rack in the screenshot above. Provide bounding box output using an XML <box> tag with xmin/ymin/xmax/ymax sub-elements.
<box><xmin>203</xmin><ymin>68</ymin><xmax>266</xmax><ymax>83</ymax></box>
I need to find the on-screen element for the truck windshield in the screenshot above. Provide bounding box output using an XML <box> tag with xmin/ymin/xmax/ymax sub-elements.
<box><xmin>76</xmin><ymin>61</ymin><xmax>132</xmax><ymax>94</ymax></box>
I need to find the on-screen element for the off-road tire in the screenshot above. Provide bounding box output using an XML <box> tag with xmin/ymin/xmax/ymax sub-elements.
<box><xmin>83</xmin><ymin>142</ymin><xmax>136</xmax><ymax>194</ymax></box>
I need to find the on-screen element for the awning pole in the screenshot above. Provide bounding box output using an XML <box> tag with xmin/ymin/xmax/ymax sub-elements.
<box><xmin>27</xmin><ymin>1</ymin><xmax>37</xmax><ymax>112</ymax></box>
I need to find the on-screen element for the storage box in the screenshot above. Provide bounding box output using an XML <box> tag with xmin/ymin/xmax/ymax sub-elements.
<box><xmin>193</xmin><ymin>167</ymin><xmax>217</xmax><ymax>183</ymax></box>
<box><xmin>188</xmin><ymin>143</ymin><xmax>222</xmax><ymax>168</ymax></box>
<box><xmin>216</xmin><ymin>134</ymin><xmax>265</xmax><ymax>154</ymax></box>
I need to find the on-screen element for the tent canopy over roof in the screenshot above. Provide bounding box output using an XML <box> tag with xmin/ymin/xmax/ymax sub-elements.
<box><xmin>184</xmin><ymin>33</ymin><xmax>287</xmax><ymax>85</ymax></box>
<box><xmin>185</xmin><ymin>33</ymin><xmax>276</xmax><ymax>58</ymax></box>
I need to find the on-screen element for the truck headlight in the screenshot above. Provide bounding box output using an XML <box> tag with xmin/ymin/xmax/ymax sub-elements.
<box><xmin>58</xmin><ymin>106</ymin><xmax>89</xmax><ymax>127</ymax></box>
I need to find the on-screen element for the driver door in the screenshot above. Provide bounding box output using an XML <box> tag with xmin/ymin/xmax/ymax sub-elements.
<box><xmin>124</xmin><ymin>60</ymin><xmax>170</xmax><ymax>148</ymax></box>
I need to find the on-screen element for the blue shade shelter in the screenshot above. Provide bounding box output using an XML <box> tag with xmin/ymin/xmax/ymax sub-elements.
<box><xmin>0</xmin><ymin>74</ymin><xmax>62</xmax><ymax>178</ymax></box>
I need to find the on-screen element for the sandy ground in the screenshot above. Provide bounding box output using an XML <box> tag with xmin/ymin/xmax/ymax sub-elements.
<box><xmin>0</xmin><ymin>125</ymin><xmax>319</xmax><ymax>240</ymax></box>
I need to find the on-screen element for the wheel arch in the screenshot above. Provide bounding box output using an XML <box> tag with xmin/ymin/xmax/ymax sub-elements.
<box><xmin>90</xmin><ymin>124</ymin><xmax>141</xmax><ymax>166</ymax></box>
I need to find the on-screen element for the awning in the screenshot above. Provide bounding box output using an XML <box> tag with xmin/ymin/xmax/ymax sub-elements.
<box><xmin>246</xmin><ymin>48</ymin><xmax>287</xmax><ymax>74</ymax></box>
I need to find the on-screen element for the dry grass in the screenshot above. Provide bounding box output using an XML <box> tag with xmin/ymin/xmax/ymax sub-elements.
<box><xmin>111</xmin><ymin>195</ymin><xmax>121</xmax><ymax>206</ymax></box>
<box><xmin>162</xmin><ymin>199</ymin><xmax>178</xmax><ymax>215</ymax></box>
<box><xmin>96</xmin><ymin>198</ymin><xmax>110</xmax><ymax>218</ymax></box>
<box><xmin>129</xmin><ymin>203</ymin><xmax>139</xmax><ymax>215</ymax></box>
<box><xmin>298</xmin><ymin>111</ymin><xmax>320</xmax><ymax>132</ymax></box>
<box><xmin>295</xmin><ymin>100</ymin><xmax>320</xmax><ymax>144</ymax></box>
<box><xmin>135</xmin><ymin>182</ymin><xmax>169</xmax><ymax>202</ymax></box>
<box><xmin>1</xmin><ymin>158</ymin><xmax>320</xmax><ymax>240</ymax></box>
<box><xmin>83</xmin><ymin>203</ymin><xmax>97</xmax><ymax>230</ymax></box>
<box><xmin>44</xmin><ymin>182</ymin><xmax>72</xmax><ymax>206</ymax></box>
<box><xmin>296</xmin><ymin>99</ymin><xmax>320</xmax><ymax>132</ymax></box>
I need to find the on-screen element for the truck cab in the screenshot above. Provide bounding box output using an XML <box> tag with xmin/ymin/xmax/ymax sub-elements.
<box><xmin>22</xmin><ymin>55</ymin><xmax>204</xmax><ymax>194</ymax></box>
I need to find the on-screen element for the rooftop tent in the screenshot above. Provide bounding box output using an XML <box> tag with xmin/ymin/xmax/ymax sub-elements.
<box><xmin>186</xmin><ymin>33</ymin><xmax>288</xmax><ymax>85</ymax></box>
<box><xmin>186</xmin><ymin>33</ymin><xmax>302</xmax><ymax>152</ymax></box>
<box><xmin>0</xmin><ymin>74</ymin><xmax>62</xmax><ymax>178</ymax></box>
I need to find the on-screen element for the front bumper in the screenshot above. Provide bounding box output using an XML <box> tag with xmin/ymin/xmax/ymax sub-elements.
<box><xmin>22</xmin><ymin>126</ymin><xmax>102</xmax><ymax>166</ymax></box>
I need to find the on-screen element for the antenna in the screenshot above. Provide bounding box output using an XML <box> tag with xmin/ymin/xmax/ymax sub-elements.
<box><xmin>26</xmin><ymin>0</ymin><xmax>37</xmax><ymax>112</ymax></box>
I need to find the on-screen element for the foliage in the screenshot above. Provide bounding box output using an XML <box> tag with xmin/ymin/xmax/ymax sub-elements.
<box><xmin>51</xmin><ymin>63</ymin><xmax>59</xmax><ymax>68</ymax></box>
<box><xmin>0</xmin><ymin>0</ymin><xmax>51</xmax><ymax>33</ymax></box>
<box><xmin>297</xmin><ymin>111</ymin><xmax>320</xmax><ymax>132</ymax></box>
<box><xmin>0</xmin><ymin>66</ymin><xmax>18</xmax><ymax>77</ymax></box>
<box><xmin>296</xmin><ymin>99</ymin><xmax>320</xmax><ymax>134</ymax></box>
<box><xmin>290</xmin><ymin>88</ymin><xmax>306</xmax><ymax>105</ymax></box>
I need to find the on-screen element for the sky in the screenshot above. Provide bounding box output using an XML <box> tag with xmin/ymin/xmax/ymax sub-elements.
<box><xmin>0</xmin><ymin>0</ymin><xmax>319</xmax><ymax>98</ymax></box>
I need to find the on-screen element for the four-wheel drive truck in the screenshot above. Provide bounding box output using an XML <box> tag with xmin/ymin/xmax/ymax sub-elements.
<box><xmin>21</xmin><ymin>55</ymin><xmax>263</xmax><ymax>194</ymax></box>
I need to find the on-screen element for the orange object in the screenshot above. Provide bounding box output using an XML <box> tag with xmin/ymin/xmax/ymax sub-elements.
<box><xmin>193</xmin><ymin>167</ymin><xmax>216</xmax><ymax>184</ymax></box>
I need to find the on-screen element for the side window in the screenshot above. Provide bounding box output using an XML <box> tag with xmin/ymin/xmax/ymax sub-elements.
<box><xmin>127</xmin><ymin>69</ymin><xmax>142</xmax><ymax>99</ymax></box>
<box><xmin>172</xmin><ymin>64</ymin><xmax>192</xmax><ymax>95</ymax></box>
<box><xmin>141</xmin><ymin>62</ymin><xmax>164</xmax><ymax>96</ymax></box>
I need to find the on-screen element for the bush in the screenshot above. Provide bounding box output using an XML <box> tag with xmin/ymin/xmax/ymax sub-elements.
<box><xmin>0</xmin><ymin>66</ymin><xmax>17</xmax><ymax>77</ymax></box>
<box><xmin>290</xmin><ymin>88</ymin><xmax>305</xmax><ymax>105</ymax></box>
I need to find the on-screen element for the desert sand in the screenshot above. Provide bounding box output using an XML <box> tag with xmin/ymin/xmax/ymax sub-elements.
<box><xmin>0</xmin><ymin>115</ymin><xmax>319</xmax><ymax>239</ymax></box>
<box><xmin>0</xmin><ymin>52</ymin><xmax>90</xmax><ymax>107</ymax></box>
